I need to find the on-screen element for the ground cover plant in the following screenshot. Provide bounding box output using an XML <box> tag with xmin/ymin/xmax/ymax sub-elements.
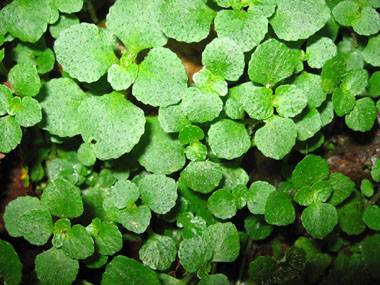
<box><xmin>0</xmin><ymin>0</ymin><xmax>380</xmax><ymax>284</ymax></box>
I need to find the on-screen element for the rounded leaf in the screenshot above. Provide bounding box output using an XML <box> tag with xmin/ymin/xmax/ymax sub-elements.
<box><xmin>79</xmin><ymin>92</ymin><xmax>146</xmax><ymax>160</ymax></box>
<box><xmin>132</xmin><ymin>47</ymin><xmax>187</xmax><ymax>107</ymax></box>
<box><xmin>138</xmin><ymin>174</ymin><xmax>178</xmax><ymax>215</ymax></box>
<box><xmin>8</xmin><ymin>63</ymin><xmax>40</xmax><ymax>97</ymax></box>
<box><xmin>0</xmin><ymin>116</ymin><xmax>22</xmax><ymax>153</ymax></box>
<box><xmin>180</xmin><ymin>160</ymin><xmax>223</xmax><ymax>194</ymax></box>
<box><xmin>273</xmin><ymin>85</ymin><xmax>307</xmax><ymax>118</ymax></box>
<box><xmin>301</xmin><ymin>202</ymin><xmax>338</xmax><ymax>239</ymax></box>
<box><xmin>363</xmin><ymin>35</ymin><xmax>380</xmax><ymax>67</ymax></box>
<box><xmin>246</xmin><ymin>181</ymin><xmax>276</xmax><ymax>215</ymax></box>
<box><xmin>158</xmin><ymin>0</ymin><xmax>215</xmax><ymax>43</ymax></box>
<box><xmin>214</xmin><ymin>9</ymin><xmax>268</xmax><ymax>52</ymax></box>
<box><xmin>345</xmin><ymin>97</ymin><xmax>377</xmax><ymax>132</ymax></box>
<box><xmin>54</xmin><ymin>23</ymin><xmax>118</xmax><ymax>83</ymax></box>
<box><xmin>306</xmin><ymin>36</ymin><xmax>337</xmax><ymax>69</ymax></box>
<box><xmin>15</xmin><ymin>96</ymin><xmax>42</xmax><ymax>127</ymax></box>
<box><xmin>18</xmin><ymin>209</ymin><xmax>53</xmax><ymax>245</ymax></box>
<box><xmin>254</xmin><ymin>116</ymin><xmax>297</xmax><ymax>160</ymax></box>
<box><xmin>37</xmin><ymin>78</ymin><xmax>88</xmax><ymax>137</ymax></box>
<box><xmin>270</xmin><ymin>0</ymin><xmax>331</xmax><ymax>41</ymax></box>
<box><xmin>245</xmin><ymin>215</ymin><xmax>273</xmax><ymax>241</ymax></box>
<box><xmin>106</xmin><ymin>0</ymin><xmax>167</xmax><ymax>54</ymax></box>
<box><xmin>132</xmin><ymin>116</ymin><xmax>185</xmax><ymax>175</ymax></box>
<box><xmin>207</xmin><ymin>188</ymin><xmax>237</xmax><ymax>219</ymax></box>
<box><xmin>363</xmin><ymin>205</ymin><xmax>380</xmax><ymax>231</ymax></box>
<box><xmin>62</xmin><ymin>224</ymin><xmax>94</xmax><ymax>260</ymax></box>
<box><xmin>202</xmin><ymin>37</ymin><xmax>245</xmax><ymax>81</ymax></box>
<box><xmin>265</xmin><ymin>190</ymin><xmax>295</xmax><ymax>226</ymax></box>
<box><xmin>178</xmin><ymin>237</ymin><xmax>212</xmax><ymax>273</ymax></box>
<box><xmin>0</xmin><ymin>239</ymin><xmax>22</xmax><ymax>285</ymax></box>
<box><xmin>139</xmin><ymin>235</ymin><xmax>177</xmax><ymax>271</ymax></box>
<box><xmin>291</xmin><ymin>155</ymin><xmax>329</xmax><ymax>189</ymax></box>
<box><xmin>208</xmin><ymin>119</ymin><xmax>250</xmax><ymax>160</ymax></box>
<box><xmin>41</xmin><ymin>179</ymin><xmax>83</xmax><ymax>218</ymax></box>
<box><xmin>35</xmin><ymin>248</ymin><xmax>79</xmax><ymax>285</ymax></box>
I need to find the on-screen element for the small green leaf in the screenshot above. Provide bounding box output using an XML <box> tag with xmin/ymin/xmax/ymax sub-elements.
<box><xmin>49</xmin><ymin>14</ymin><xmax>79</xmax><ymax>39</ymax></box>
<box><xmin>41</xmin><ymin>179</ymin><xmax>83</xmax><ymax>218</ymax></box>
<box><xmin>180</xmin><ymin>160</ymin><xmax>223</xmax><ymax>194</ymax></box>
<box><xmin>270</xmin><ymin>0</ymin><xmax>330</xmax><ymax>41</ymax></box>
<box><xmin>37</xmin><ymin>78</ymin><xmax>88</xmax><ymax>137</ymax></box>
<box><xmin>321</xmin><ymin>55</ymin><xmax>347</xmax><ymax>93</ymax></box>
<box><xmin>0</xmin><ymin>0</ymin><xmax>51</xmax><ymax>43</ymax></box>
<box><xmin>133</xmin><ymin>47</ymin><xmax>187</xmax><ymax>107</ymax></box>
<box><xmin>246</xmin><ymin>181</ymin><xmax>276</xmax><ymax>215</ymax></box>
<box><xmin>363</xmin><ymin>205</ymin><xmax>380</xmax><ymax>231</ymax></box>
<box><xmin>0</xmin><ymin>116</ymin><xmax>22</xmax><ymax>153</ymax></box>
<box><xmin>273</xmin><ymin>85</ymin><xmax>308</xmax><ymax>118</ymax></box>
<box><xmin>158</xmin><ymin>0</ymin><xmax>215</xmax><ymax>43</ymax></box>
<box><xmin>102</xmin><ymin>255</ymin><xmax>160</xmax><ymax>285</ymax></box>
<box><xmin>0</xmin><ymin>85</ymin><xmax>12</xmax><ymax>116</ymax></box>
<box><xmin>181</xmin><ymin>87</ymin><xmax>223</xmax><ymax>123</ymax></box>
<box><xmin>62</xmin><ymin>224</ymin><xmax>94</xmax><ymax>259</ymax></box>
<box><xmin>0</xmin><ymin>239</ymin><xmax>22</xmax><ymax>285</ymax></box>
<box><xmin>178</xmin><ymin>237</ymin><xmax>212</xmax><ymax>273</ymax></box>
<box><xmin>158</xmin><ymin>104</ymin><xmax>190</xmax><ymax>133</ymax></box>
<box><xmin>110</xmin><ymin>179</ymin><xmax>139</xmax><ymax>209</ymax></box>
<box><xmin>133</xmin><ymin>116</ymin><xmax>185</xmax><ymax>175</ymax></box>
<box><xmin>53</xmin><ymin>219</ymin><xmax>70</xmax><ymax>248</ymax></box>
<box><xmin>332</xmin><ymin>87</ymin><xmax>356</xmax><ymax>117</ymax></box>
<box><xmin>351</xmin><ymin>7</ymin><xmax>380</xmax><ymax>36</ymax></box>
<box><xmin>18</xmin><ymin>209</ymin><xmax>53</xmax><ymax>245</ymax></box>
<box><xmin>244</xmin><ymin>215</ymin><xmax>273</xmax><ymax>241</ymax></box>
<box><xmin>254</xmin><ymin>116</ymin><xmax>297</xmax><ymax>160</ymax></box>
<box><xmin>360</xmin><ymin>179</ymin><xmax>374</xmax><ymax>197</ymax></box>
<box><xmin>119</xmin><ymin>205</ymin><xmax>151</xmax><ymax>234</ymax></box>
<box><xmin>202</xmin><ymin>37</ymin><xmax>245</xmax><ymax>81</ymax></box>
<box><xmin>294</xmin><ymin>72</ymin><xmax>326</xmax><ymax>109</ymax></box>
<box><xmin>265</xmin><ymin>190</ymin><xmax>296</xmax><ymax>226</ymax></box>
<box><xmin>371</xmin><ymin>158</ymin><xmax>380</xmax><ymax>182</ymax></box>
<box><xmin>208</xmin><ymin>119</ymin><xmax>250</xmax><ymax>160</ymax></box>
<box><xmin>35</xmin><ymin>247</ymin><xmax>79</xmax><ymax>285</ymax></box>
<box><xmin>185</xmin><ymin>141</ymin><xmax>208</xmax><ymax>162</ymax></box>
<box><xmin>363</xmin><ymin>34</ymin><xmax>380</xmax><ymax>67</ymax></box>
<box><xmin>345</xmin><ymin>97</ymin><xmax>377</xmax><ymax>132</ymax></box>
<box><xmin>208</xmin><ymin>188</ymin><xmax>237</xmax><ymax>219</ymax></box>
<box><xmin>106</xmin><ymin>0</ymin><xmax>166</xmax><ymax>54</ymax></box>
<box><xmin>4</xmin><ymin>196</ymin><xmax>42</xmax><ymax>237</ymax></box>
<box><xmin>203</xmin><ymin>222</ymin><xmax>240</xmax><ymax>262</ymax></box>
<box><xmin>328</xmin><ymin>173</ymin><xmax>356</xmax><ymax>206</ymax></box>
<box><xmin>8</xmin><ymin>63</ymin><xmax>40</xmax><ymax>97</ymax></box>
<box><xmin>77</xmin><ymin>143</ymin><xmax>96</xmax><ymax>167</ymax></box>
<box><xmin>107</xmin><ymin>63</ymin><xmax>138</xmax><ymax>91</ymax></box>
<box><xmin>341</xmin><ymin>68</ymin><xmax>368</xmax><ymax>96</ymax></box>
<box><xmin>137</xmin><ymin>174</ymin><xmax>178</xmax><ymax>215</ymax></box>
<box><xmin>337</xmin><ymin>193</ymin><xmax>366</xmax><ymax>235</ymax></box>
<box><xmin>178</xmin><ymin>125</ymin><xmax>204</xmax><ymax>145</ymax></box>
<box><xmin>294</xmin><ymin>108</ymin><xmax>322</xmax><ymax>141</ymax></box>
<box><xmin>14</xmin><ymin>96</ymin><xmax>42</xmax><ymax>127</ymax></box>
<box><xmin>362</xmin><ymin>234</ymin><xmax>380</xmax><ymax>280</ymax></box>
<box><xmin>55</xmin><ymin>0</ymin><xmax>83</xmax><ymax>13</ymax></box>
<box><xmin>139</xmin><ymin>234</ymin><xmax>177</xmax><ymax>271</ymax></box>
<box><xmin>248</xmin><ymin>256</ymin><xmax>278</xmax><ymax>284</ymax></box>
<box><xmin>332</xmin><ymin>0</ymin><xmax>359</xmax><ymax>26</ymax></box>
<box><xmin>177</xmin><ymin>212</ymin><xmax>207</xmax><ymax>239</ymax></box>
<box><xmin>54</xmin><ymin>23</ymin><xmax>118</xmax><ymax>83</ymax></box>
<box><xmin>214</xmin><ymin>9</ymin><xmax>268</xmax><ymax>52</ymax></box>
<box><xmin>369</xmin><ymin>71</ymin><xmax>380</xmax><ymax>98</ymax></box>
<box><xmin>79</xmin><ymin>92</ymin><xmax>145</xmax><ymax>160</ymax></box>
<box><xmin>306</xmin><ymin>36</ymin><xmax>337</xmax><ymax>69</ymax></box>
<box><xmin>193</xmin><ymin>68</ymin><xmax>228</xmax><ymax>96</ymax></box>
<box><xmin>36</xmin><ymin>48</ymin><xmax>55</xmax><ymax>75</ymax></box>
<box><xmin>292</xmin><ymin>155</ymin><xmax>329</xmax><ymax>189</ymax></box>
<box><xmin>301</xmin><ymin>202</ymin><xmax>338</xmax><ymax>239</ymax></box>
<box><xmin>87</xmin><ymin>219</ymin><xmax>122</xmax><ymax>256</ymax></box>
<box><xmin>241</xmin><ymin>87</ymin><xmax>274</xmax><ymax>120</ymax></box>
<box><xmin>248</xmin><ymin>39</ymin><xmax>298</xmax><ymax>87</ymax></box>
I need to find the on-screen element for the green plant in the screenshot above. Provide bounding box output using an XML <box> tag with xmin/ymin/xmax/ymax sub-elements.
<box><xmin>0</xmin><ymin>0</ymin><xmax>380</xmax><ymax>284</ymax></box>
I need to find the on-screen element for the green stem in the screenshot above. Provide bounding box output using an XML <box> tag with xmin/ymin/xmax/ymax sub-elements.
<box><xmin>0</xmin><ymin>62</ymin><xmax>8</xmax><ymax>77</ymax></box>
<box><xmin>181</xmin><ymin>273</ymin><xmax>195</xmax><ymax>284</ymax></box>
<box><xmin>236</xmin><ymin>238</ymin><xmax>253</xmax><ymax>284</ymax></box>
<box><xmin>86</xmin><ymin>0</ymin><xmax>99</xmax><ymax>24</ymax></box>
<box><xmin>365</xmin><ymin>188</ymin><xmax>380</xmax><ymax>209</ymax></box>
<box><xmin>351</xmin><ymin>32</ymin><xmax>358</xmax><ymax>51</ymax></box>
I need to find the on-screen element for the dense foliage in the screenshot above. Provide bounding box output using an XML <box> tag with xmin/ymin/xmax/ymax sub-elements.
<box><xmin>0</xmin><ymin>0</ymin><xmax>380</xmax><ymax>284</ymax></box>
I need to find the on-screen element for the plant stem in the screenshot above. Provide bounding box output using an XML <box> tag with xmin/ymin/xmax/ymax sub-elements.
<box><xmin>86</xmin><ymin>0</ymin><xmax>99</xmax><ymax>24</ymax></box>
<box><xmin>236</xmin><ymin>238</ymin><xmax>253</xmax><ymax>284</ymax></box>
<box><xmin>365</xmin><ymin>188</ymin><xmax>380</xmax><ymax>209</ymax></box>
